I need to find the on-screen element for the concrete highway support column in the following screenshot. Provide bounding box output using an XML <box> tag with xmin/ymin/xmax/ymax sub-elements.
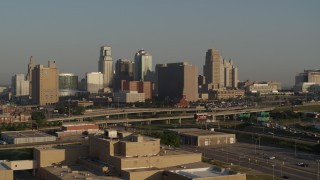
<box><xmin>166</xmin><ymin>119</ymin><xmax>171</xmax><ymax>124</ymax></box>
<box><xmin>179</xmin><ymin>118</ymin><xmax>181</xmax><ymax>125</ymax></box>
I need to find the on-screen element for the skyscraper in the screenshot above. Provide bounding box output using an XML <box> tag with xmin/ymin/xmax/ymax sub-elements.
<box><xmin>32</xmin><ymin>61</ymin><xmax>59</xmax><ymax>105</ymax></box>
<box><xmin>134</xmin><ymin>49</ymin><xmax>152</xmax><ymax>81</ymax></box>
<box><xmin>203</xmin><ymin>49</ymin><xmax>224</xmax><ymax>88</ymax></box>
<box><xmin>12</xmin><ymin>74</ymin><xmax>29</xmax><ymax>97</ymax></box>
<box><xmin>59</xmin><ymin>73</ymin><xmax>78</xmax><ymax>97</ymax></box>
<box><xmin>223</xmin><ymin>59</ymin><xmax>238</xmax><ymax>88</ymax></box>
<box><xmin>114</xmin><ymin>59</ymin><xmax>134</xmax><ymax>91</ymax></box>
<box><xmin>203</xmin><ymin>49</ymin><xmax>238</xmax><ymax>90</ymax></box>
<box><xmin>98</xmin><ymin>45</ymin><xmax>113</xmax><ymax>91</ymax></box>
<box><xmin>86</xmin><ymin>72</ymin><xmax>103</xmax><ymax>94</ymax></box>
<box><xmin>157</xmin><ymin>62</ymin><xmax>198</xmax><ymax>101</ymax></box>
<box><xmin>26</xmin><ymin>56</ymin><xmax>35</xmax><ymax>97</ymax></box>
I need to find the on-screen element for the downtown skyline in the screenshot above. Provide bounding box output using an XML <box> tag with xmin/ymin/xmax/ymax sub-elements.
<box><xmin>0</xmin><ymin>0</ymin><xmax>319</xmax><ymax>88</ymax></box>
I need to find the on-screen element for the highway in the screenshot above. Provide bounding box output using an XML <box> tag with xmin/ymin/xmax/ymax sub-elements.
<box><xmin>182</xmin><ymin>142</ymin><xmax>320</xmax><ymax>180</ymax></box>
<box><xmin>46</xmin><ymin>107</ymin><xmax>274</xmax><ymax>122</ymax></box>
<box><xmin>220</xmin><ymin>128</ymin><xmax>319</xmax><ymax>146</ymax></box>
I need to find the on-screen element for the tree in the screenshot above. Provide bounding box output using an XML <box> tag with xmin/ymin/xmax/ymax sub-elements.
<box><xmin>72</xmin><ymin>106</ymin><xmax>85</xmax><ymax>115</ymax></box>
<box><xmin>31</xmin><ymin>111</ymin><xmax>46</xmax><ymax>126</ymax></box>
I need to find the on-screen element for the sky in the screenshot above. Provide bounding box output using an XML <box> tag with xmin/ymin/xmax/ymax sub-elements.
<box><xmin>0</xmin><ymin>0</ymin><xmax>319</xmax><ymax>88</ymax></box>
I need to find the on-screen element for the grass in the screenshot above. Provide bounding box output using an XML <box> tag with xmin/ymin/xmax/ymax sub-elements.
<box><xmin>203</xmin><ymin>158</ymin><xmax>251</xmax><ymax>172</ymax></box>
<box><xmin>247</xmin><ymin>175</ymin><xmax>283</xmax><ymax>180</ymax></box>
<box><xmin>274</xmin><ymin>104</ymin><xmax>320</xmax><ymax>112</ymax></box>
<box><xmin>0</xmin><ymin>148</ymin><xmax>33</xmax><ymax>160</ymax></box>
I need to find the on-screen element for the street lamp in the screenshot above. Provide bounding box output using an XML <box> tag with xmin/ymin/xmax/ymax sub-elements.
<box><xmin>317</xmin><ymin>160</ymin><xmax>320</xmax><ymax>180</ymax></box>
<box><xmin>116</xmin><ymin>97</ymin><xmax>120</xmax><ymax>119</ymax></box>
<box><xmin>295</xmin><ymin>140</ymin><xmax>297</xmax><ymax>157</ymax></box>
<box><xmin>68</xmin><ymin>98</ymin><xmax>71</xmax><ymax>117</ymax></box>
<box><xmin>272</xmin><ymin>164</ymin><xmax>275</xmax><ymax>180</ymax></box>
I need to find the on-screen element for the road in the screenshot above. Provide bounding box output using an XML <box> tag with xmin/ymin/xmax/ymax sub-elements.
<box><xmin>46</xmin><ymin>107</ymin><xmax>274</xmax><ymax>122</ymax></box>
<box><xmin>182</xmin><ymin>142</ymin><xmax>320</xmax><ymax>180</ymax></box>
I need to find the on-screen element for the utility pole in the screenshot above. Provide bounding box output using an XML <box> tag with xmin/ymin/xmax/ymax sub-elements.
<box><xmin>317</xmin><ymin>160</ymin><xmax>320</xmax><ymax>180</ymax></box>
<box><xmin>68</xmin><ymin>98</ymin><xmax>71</xmax><ymax>117</ymax></box>
<box><xmin>272</xmin><ymin>164</ymin><xmax>275</xmax><ymax>180</ymax></box>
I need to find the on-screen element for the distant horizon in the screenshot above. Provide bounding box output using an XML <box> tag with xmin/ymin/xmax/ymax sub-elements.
<box><xmin>1</xmin><ymin>1</ymin><xmax>319</xmax><ymax>87</ymax></box>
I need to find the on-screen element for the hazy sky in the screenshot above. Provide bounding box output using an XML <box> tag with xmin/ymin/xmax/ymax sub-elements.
<box><xmin>0</xmin><ymin>0</ymin><xmax>319</xmax><ymax>87</ymax></box>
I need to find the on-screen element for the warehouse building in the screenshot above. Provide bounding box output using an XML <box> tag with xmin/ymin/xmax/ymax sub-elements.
<box><xmin>166</xmin><ymin>128</ymin><xmax>236</xmax><ymax>147</ymax></box>
<box><xmin>1</xmin><ymin>130</ymin><xmax>56</xmax><ymax>144</ymax></box>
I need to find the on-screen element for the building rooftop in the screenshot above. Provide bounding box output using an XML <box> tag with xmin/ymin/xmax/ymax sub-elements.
<box><xmin>35</xmin><ymin>144</ymin><xmax>88</xmax><ymax>151</ymax></box>
<box><xmin>170</xmin><ymin>167</ymin><xmax>233</xmax><ymax>178</ymax></box>
<box><xmin>1</xmin><ymin>130</ymin><xmax>56</xmax><ymax>138</ymax></box>
<box><xmin>167</xmin><ymin>128</ymin><xmax>233</xmax><ymax>137</ymax></box>
<box><xmin>43</xmin><ymin>165</ymin><xmax>122</xmax><ymax>180</ymax></box>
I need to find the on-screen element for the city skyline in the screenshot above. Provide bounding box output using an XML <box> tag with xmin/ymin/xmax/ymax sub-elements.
<box><xmin>0</xmin><ymin>1</ymin><xmax>319</xmax><ymax>87</ymax></box>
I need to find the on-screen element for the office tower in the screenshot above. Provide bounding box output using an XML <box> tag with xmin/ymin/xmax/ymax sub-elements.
<box><xmin>203</xmin><ymin>49</ymin><xmax>224</xmax><ymax>87</ymax></box>
<box><xmin>59</xmin><ymin>73</ymin><xmax>78</xmax><ymax>97</ymax></box>
<box><xmin>78</xmin><ymin>78</ymin><xmax>86</xmax><ymax>91</ymax></box>
<box><xmin>86</xmin><ymin>72</ymin><xmax>103</xmax><ymax>94</ymax></box>
<box><xmin>203</xmin><ymin>49</ymin><xmax>238</xmax><ymax>89</ymax></box>
<box><xmin>98</xmin><ymin>45</ymin><xmax>113</xmax><ymax>90</ymax></box>
<box><xmin>26</xmin><ymin>56</ymin><xmax>35</xmax><ymax>97</ymax></box>
<box><xmin>121</xmin><ymin>80</ymin><xmax>152</xmax><ymax>100</ymax></box>
<box><xmin>32</xmin><ymin>61</ymin><xmax>59</xmax><ymax>105</ymax></box>
<box><xmin>134</xmin><ymin>49</ymin><xmax>152</xmax><ymax>81</ymax></box>
<box><xmin>114</xmin><ymin>59</ymin><xmax>134</xmax><ymax>91</ymax></box>
<box><xmin>223</xmin><ymin>59</ymin><xmax>238</xmax><ymax>88</ymax></box>
<box><xmin>12</xmin><ymin>74</ymin><xmax>29</xmax><ymax>97</ymax></box>
<box><xmin>157</xmin><ymin>62</ymin><xmax>198</xmax><ymax>101</ymax></box>
<box><xmin>154</xmin><ymin>64</ymin><xmax>166</xmax><ymax>97</ymax></box>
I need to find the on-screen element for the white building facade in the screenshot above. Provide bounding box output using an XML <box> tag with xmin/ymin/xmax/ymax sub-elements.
<box><xmin>98</xmin><ymin>45</ymin><xmax>113</xmax><ymax>91</ymax></box>
<box><xmin>86</xmin><ymin>72</ymin><xmax>103</xmax><ymax>94</ymax></box>
<box><xmin>12</xmin><ymin>74</ymin><xmax>29</xmax><ymax>97</ymax></box>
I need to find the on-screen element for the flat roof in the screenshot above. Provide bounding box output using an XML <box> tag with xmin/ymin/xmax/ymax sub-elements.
<box><xmin>43</xmin><ymin>165</ymin><xmax>121</xmax><ymax>180</ymax></box>
<box><xmin>167</xmin><ymin>128</ymin><xmax>235</xmax><ymax>137</ymax></box>
<box><xmin>1</xmin><ymin>130</ymin><xmax>56</xmax><ymax>138</ymax></box>
<box><xmin>116</xmin><ymin>147</ymin><xmax>199</xmax><ymax>160</ymax></box>
<box><xmin>171</xmin><ymin>167</ymin><xmax>231</xmax><ymax>178</ymax></box>
<box><xmin>35</xmin><ymin>144</ymin><xmax>88</xmax><ymax>151</ymax></box>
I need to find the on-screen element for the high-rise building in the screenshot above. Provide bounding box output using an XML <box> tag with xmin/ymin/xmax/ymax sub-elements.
<box><xmin>223</xmin><ymin>59</ymin><xmax>238</xmax><ymax>88</ymax></box>
<box><xmin>203</xmin><ymin>49</ymin><xmax>224</xmax><ymax>87</ymax></box>
<box><xmin>114</xmin><ymin>59</ymin><xmax>134</xmax><ymax>91</ymax></box>
<box><xmin>32</xmin><ymin>61</ymin><xmax>59</xmax><ymax>105</ymax></box>
<box><xmin>59</xmin><ymin>73</ymin><xmax>78</xmax><ymax>97</ymax></box>
<box><xmin>12</xmin><ymin>74</ymin><xmax>29</xmax><ymax>97</ymax></box>
<box><xmin>86</xmin><ymin>72</ymin><xmax>103</xmax><ymax>94</ymax></box>
<box><xmin>134</xmin><ymin>49</ymin><xmax>152</xmax><ymax>81</ymax></box>
<box><xmin>157</xmin><ymin>62</ymin><xmax>198</xmax><ymax>101</ymax></box>
<box><xmin>203</xmin><ymin>49</ymin><xmax>238</xmax><ymax>90</ymax></box>
<box><xmin>98</xmin><ymin>45</ymin><xmax>113</xmax><ymax>91</ymax></box>
<box><xmin>26</xmin><ymin>56</ymin><xmax>35</xmax><ymax>97</ymax></box>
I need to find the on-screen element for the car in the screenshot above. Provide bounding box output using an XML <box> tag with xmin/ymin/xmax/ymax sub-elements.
<box><xmin>297</xmin><ymin>162</ymin><xmax>308</xmax><ymax>167</ymax></box>
<box><xmin>268</xmin><ymin>156</ymin><xmax>275</xmax><ymax>160</ymax></box>
<box><xmin>267</xmin><ymin>132</ymin><xmax>274</xmax><ymax>135</ymax></box>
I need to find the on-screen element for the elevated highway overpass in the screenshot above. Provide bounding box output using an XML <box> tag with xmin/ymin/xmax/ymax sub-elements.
<box><xmin>46</xmin><ymin>107</ymin><xmax>274</xmax><ymax>129</ymax></box>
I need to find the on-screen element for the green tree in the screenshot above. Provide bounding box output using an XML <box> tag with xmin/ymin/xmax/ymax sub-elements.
<box><xmin>31</xmin><ymin>111</ymin><xmax>46</xmax><ymax>126</ymax></box>
<box><xmin>72</xmin><ymin>106</ymin><xmax>85</xmax><ymax>115</ymax></box>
